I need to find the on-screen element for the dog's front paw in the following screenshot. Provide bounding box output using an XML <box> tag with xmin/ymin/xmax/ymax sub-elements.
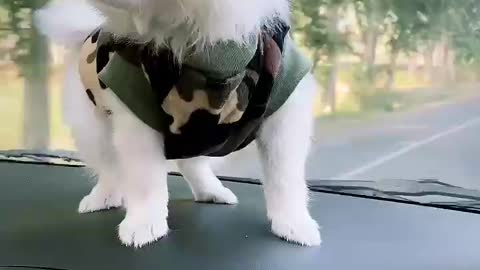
<box><xmin>78</xmin><ymin>186</ymin><xmax>122</xmax><ymax>213</ymax></box>
<box><xmin>195</xmin><ymin>186</ymin><xmax>238</xmax><ymax>205</ymax></box>
<box><xmin>270</xmin><ymin>212</ymin><xmax>321</xmax><ymax>246</ymax></box>
<box><xmin>118</xmin><ymin>215</ymin><xmax>168</xmax><ymax>248</ymax></box>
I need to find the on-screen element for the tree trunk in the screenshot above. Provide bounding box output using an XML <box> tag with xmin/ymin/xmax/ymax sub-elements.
<box><xmin>327</xmin><ymin>55</ymin><xmax>339</xmax><ymax>113</ymax></box>
<box><xmin>446</xmin><ymin>46</ymin><xmax>456</xmax><ymax>83</ymax></box>
<box><xmin>385</xmin><ymin>46</ymin><xmax>399</xmax><ymax>91</ymax></box>
<box><xmin>440</xmin><ymin>33</ymin><xmax>455</xmax><ymax>84</ymax></box>
<box><xmin>311</xmin><ymin>49</ymin><xmax>321</xmax><ymax>73</ymax></box>
<box><xmin>23</xmin><ymin>13</ymin><xmax>50</xmax><ymax>149</ymax></box>
<box><xmin>364</xmin><ymin>27</ymin><xmax>378</xmax><ymax>84</ymax></box>
<box><xmin>325</xmin><ymin>4</ymin><xmax>340</xmax><ymax>113</ymax></box>
<box><xmin>423</xmin><ymin>43</ymin><xmax>434</xmax><ymax>83</ymax></box>
<box><xmin>362</xmin><ymin>0</ymin><xmax>379</xmax><ymax>84</ymax></box>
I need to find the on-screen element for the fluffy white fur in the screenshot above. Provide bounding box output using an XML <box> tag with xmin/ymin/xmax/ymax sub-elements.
<box><xmin>35</xmin><ymin>0</ymin><xmax>320</xmax><ymax>248</ymax></box>
<box><xmin>35</xmin><ymin>1</ymin><xmax>106</xmax><ymax>47</ymax></box>
<box><xmin>91</xmin><ymin>0</ymin><xmax>290</xmax><ymax>56</ymax></box>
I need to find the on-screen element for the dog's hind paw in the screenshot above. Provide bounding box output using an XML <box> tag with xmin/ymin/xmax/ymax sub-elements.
<box><xmin>194</xmin><ymin>186</ymin><xmax>238</xmax><ymax>205</ymax></box>
<box><xmin>78</xmin><ymin>185</ymin><xmax>122</xmax><ymax>213</ymax></box>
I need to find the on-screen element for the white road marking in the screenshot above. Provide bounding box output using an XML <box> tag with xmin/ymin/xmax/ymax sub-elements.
<box><xmin>334</xmin><ymin>117</ymin><xmax>480</xmax><ymax>179</ymax></box>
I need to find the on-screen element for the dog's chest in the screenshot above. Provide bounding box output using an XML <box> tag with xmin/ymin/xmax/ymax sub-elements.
<box><xmin>78</xmin><ymin>22</ymin><xmax>309</xmax><ymax>159</ymax></box>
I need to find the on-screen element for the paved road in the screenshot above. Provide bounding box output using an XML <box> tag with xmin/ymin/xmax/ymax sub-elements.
<box><xmin>213</xmin><ymin>93</ymin><xmax>480</xmax><ymax>190</ymax></box>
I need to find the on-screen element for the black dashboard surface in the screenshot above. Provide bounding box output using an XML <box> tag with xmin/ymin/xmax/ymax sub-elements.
<box><xmin>0</xmin><ymin>162</ymin><xmax>479</xmax><ymax>270</ymax></box>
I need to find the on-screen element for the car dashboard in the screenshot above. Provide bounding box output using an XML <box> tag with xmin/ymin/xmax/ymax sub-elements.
<box><xmin>0</xmin><ymin>162</ymin><xmax>479</xmax><ymax>270</ymax></box>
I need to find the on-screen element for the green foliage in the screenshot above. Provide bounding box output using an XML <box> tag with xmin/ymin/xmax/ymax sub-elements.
<box><xmin>0</xmin><ymin>0</ymin><xmax>49</xmax><ymax>75</ymax></box>
<box><xmin>292</xmin><ymin>0</ymin><xmax>349</xmax><ymax>59</ymax></box>
<box><xmin>294</xmin><ymin>0</ymin><xmax>480</xmax><ymax>63</ymax></box>
<box><xmin>448</xmin><ymin>1</ymin><xmax>480</xmax><ymax>64</ymax></box>
<box><xmin>385</xmin><ymin>1</ymin><xmax>429</xmax><ymax>53</ymax></box>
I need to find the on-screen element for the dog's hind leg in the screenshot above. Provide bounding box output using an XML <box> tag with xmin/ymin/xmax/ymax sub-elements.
<box><xmin>256</xmin><ymin>73</ymin><xmax>321</xmax><ymax>246</ymax></box>
<box><xmin>74</xmin><ymin>113</ymin><xmax>123</xmax><ymax>214</ymax></box>
<box><xmin>177</xmin><ymin>157</ymin><xmax>238</xmax><ymax>204</ymax></box>
<box><xmin>63</xmin><ymin>54</ymin><xmax>122</xmax><ymax>213</ymax></box>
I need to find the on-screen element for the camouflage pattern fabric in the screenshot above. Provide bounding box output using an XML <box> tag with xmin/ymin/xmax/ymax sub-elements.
<box><xmin>78</xmin><ymin>20</ymin><xmax>308</xmax><ymax>159</ymax></box>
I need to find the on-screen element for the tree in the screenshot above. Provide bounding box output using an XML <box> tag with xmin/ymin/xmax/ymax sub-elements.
<box><xmin>383</xmin><ymin>0</ymin><xmax>429</xmax><ymax>91</ymax></box>
<box><xmin>293</xmin><ymin>0</ymin><xmax>349</xmax><ymax>112</ymax></box>
<box><xmin>0</xmin><ymin>0</ymin><xmax>51</xmax><ymax>149</ymax></box>
<box><xmin>412</xmin><ymin>0</ymin><xmax>480</xmax><ymax>83</ymax></box>
<box><xmin>447</xmin><ymin>0</ymin><xmax>480</xmax><ymax>64</ymax></box>
<box><xmin>352</xmin><ymin>0</ymin><xmax>391</xmax><ymax>84</ymax></box>
<box><xmin>292</xmin><ymin>0</ymin><xmax>480</xmax><ymax>113</ymax></box>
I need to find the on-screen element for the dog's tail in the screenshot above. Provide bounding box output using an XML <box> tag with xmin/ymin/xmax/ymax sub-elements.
<box><xmin>34</xmin><ymin>1</ymin><xmax>105</xmax><ymax>47</ymax></box>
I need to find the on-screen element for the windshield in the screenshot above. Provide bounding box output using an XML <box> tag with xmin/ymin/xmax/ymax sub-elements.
<box><xmin>1</xmin><ymin>0</ymin><xmax>480</xmax><ymax>208</ymax></box>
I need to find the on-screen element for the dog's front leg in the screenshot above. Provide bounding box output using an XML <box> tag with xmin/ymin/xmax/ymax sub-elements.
<box><xmin>107</xmin><ymin>93</ymin><xmax>169</xmax><ymax>248</ymax></box>
<box><xmin>256</xmin><ymin>74</ymin><xmax>321</xmax><ymax>246</ymax></box>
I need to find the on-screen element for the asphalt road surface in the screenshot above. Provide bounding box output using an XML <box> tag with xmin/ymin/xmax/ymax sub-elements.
<box><xmin>212</xmin><ymin>93</ymin><xmax>480</xmax><ymax>191</ymax></box>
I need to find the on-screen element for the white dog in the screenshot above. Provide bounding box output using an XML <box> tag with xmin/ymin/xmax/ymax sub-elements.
<box><xmin>35</xmin><ymin>0</ymin><xmax>320</xmax><ymax>248</ymax></box>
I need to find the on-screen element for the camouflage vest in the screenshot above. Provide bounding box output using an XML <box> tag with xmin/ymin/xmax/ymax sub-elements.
<box><xmin>78</xmin><ymin>20</ymin><xmax>311</xmax><ymax>159</ymax></box>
